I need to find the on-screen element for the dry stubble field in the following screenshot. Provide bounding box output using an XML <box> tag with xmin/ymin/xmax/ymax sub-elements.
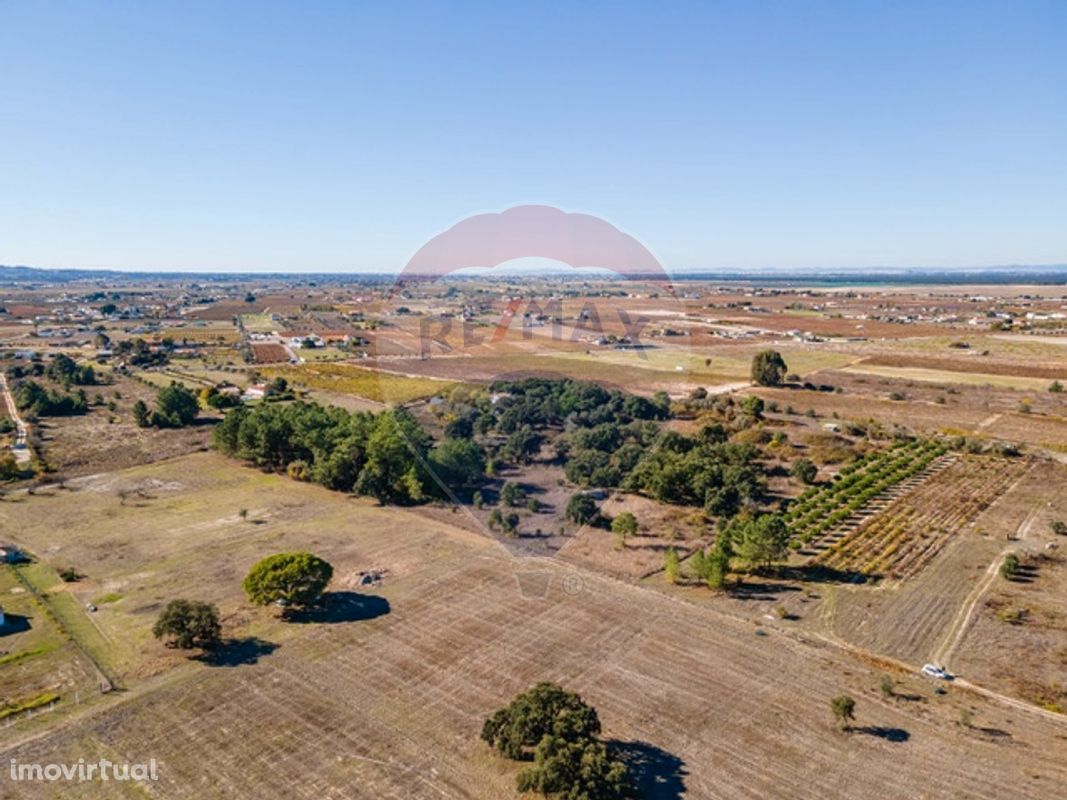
<box><xmin>1</xmin><ymin>453</ymin><xmax>1067</xmax><ymax>798</ymax></box>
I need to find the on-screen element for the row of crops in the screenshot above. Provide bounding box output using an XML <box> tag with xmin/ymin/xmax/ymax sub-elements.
<box><xmin>786</xmin><ymin>438</ymin><xmax>949</xmax><ymax>548</ymax></box>
<box><xmin>817</xmin><ymin>455</ymin><xmax>1030</xmax><ymax>579</ymax></box>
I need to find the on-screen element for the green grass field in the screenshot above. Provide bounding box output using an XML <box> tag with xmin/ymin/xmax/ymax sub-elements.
<box><xmin>238</xmin><ymin>313</ymin><xmax>276</xmax><ymax>333</ymax></box>
<box><xmin>262</xmin><ymin>362</ymin><xmax>461</xmax><ymax>403</ymax></box>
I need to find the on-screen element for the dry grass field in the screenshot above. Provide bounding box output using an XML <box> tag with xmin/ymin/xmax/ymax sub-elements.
<box><xmin>1</xmin><ymin>453</ymin><xmax>1067</xmax><ymax>799</ymax></box>
<box><xmin>25</xmin><ymin>373</ymin><xmax>216</xmax><ymax>477</ymax></box>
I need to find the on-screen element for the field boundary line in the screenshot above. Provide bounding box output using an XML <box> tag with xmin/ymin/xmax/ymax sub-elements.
<box><xmin>8</xmin><ymin>563</ymin><xmax>117</xmax><ymax>693</ymax></box>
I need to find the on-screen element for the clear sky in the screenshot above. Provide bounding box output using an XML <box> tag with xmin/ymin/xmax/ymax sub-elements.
<box><xmin>2</xmin><ymin>1</ymin><xmax>1065</xmax><ymax>273</ymax></box>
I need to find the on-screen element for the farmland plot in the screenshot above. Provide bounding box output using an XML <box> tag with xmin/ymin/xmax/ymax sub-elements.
<box><xmin>816</xmin><ymin>456</ymin><xmax>1032</xmax><ymax>580</ymax></box>
<box><xmin>250</xmin><ymin>343</ymin><xmax>290</xmax><ymax>363</ymax></box>
<box><xmin>788</xmin><ymin>439</ymin><xmax>948</xmax><ymax>552</ymax></box>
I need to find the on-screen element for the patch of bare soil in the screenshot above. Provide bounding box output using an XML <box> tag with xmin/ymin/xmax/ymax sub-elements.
<box><xmin>557</xmin><ymin>493</ymin><xmax>706</xmax><ymax>579</ymax></box>
<box><xmin>955</xmin><ymin>552</ymin><xmax>1067</xmax><ymax>712</ymax></box>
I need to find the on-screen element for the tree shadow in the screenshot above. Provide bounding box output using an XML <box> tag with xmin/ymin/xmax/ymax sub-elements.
<box><xmin>517</xmin><ymin>529</ymin><xmax>553</xmax><ymax>541</ymax></box>
<box><xmin>780</xmin><ymin>564</ymin><xmax>874</xmax><ymax>584</ymax></box>
<box><xmin>727</xmin><ymin>580</ymin><xmax>802</xmax><ymax>601</ymax></box>
<box><xmin>286</xmin><ymin>591</ymin><xmax>390</xmax><ymax>624</ymax></box>
<box><xmin>0</xmin><ymin>612</ymin><xmax>32</xmax><ymax>635</ymax></box>
<box><xmin>1007</xmin><ymin>565</ymin><xmax>1038</xmax><ymax>583</ymax></box>
<box><xmin>854</xmin><ymin>726</ymin><xmax>910</xmax><ymax>743</ymax></box>
<box><xmin>193</xmin><ymin>636</ymin><xmax>278</xmax><ymax>667</ymax></box>
<box><xmin>608</xmin><ymin>740</ymin><xmax>687</xmax><ymax>800</ymax></box>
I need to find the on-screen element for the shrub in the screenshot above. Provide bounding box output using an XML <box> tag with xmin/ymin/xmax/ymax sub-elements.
<box><xmin>610</xmin><ymin>511</ymin><xmax>637</xmax><ymax>549</ymax></box>
<box><xmin>501</xmin><ymin>481</ymin><xmax>526</xmax><ymax>507</ymax></box>
<box><xmin>664</xmin><ymin>548</ymin><xmax>680</xmax><ymax>584</ymax></box>
<box><xmin>790</xmin><ymin>458</ymin><xmax>818</xmax><ymax>485</ymax></box>
<box><xmin>831</xmin><ymin>695</ymin><xmax>856</xmax><ymax>730</ymax></box>
<box><xmin>999</xmin><ymin>553</ymin><xmax>1020</xmax><ymax>580</ymax></box>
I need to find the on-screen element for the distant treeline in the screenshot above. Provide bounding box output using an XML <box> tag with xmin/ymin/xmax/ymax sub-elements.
<box><xmin>215</xmin><ymin>376</ymin><xmax>769</xmax><ymax>519</ymax></box>
<box><xmin>213</xmin><ymin>402</ymin><xmax>484</xmax><ymax>505</ymax></box>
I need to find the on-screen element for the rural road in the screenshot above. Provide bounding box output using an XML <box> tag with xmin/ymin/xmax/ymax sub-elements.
<box><xmin>0</xmin><ymin>373</ymin><xmax>32</xmax><ymax>464</ymax></box>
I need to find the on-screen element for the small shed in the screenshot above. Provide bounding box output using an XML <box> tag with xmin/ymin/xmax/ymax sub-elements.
<box><xmin>0</xmin><ymin>544</ymin><xmax>24</xmax><ymax>564</ymax></box>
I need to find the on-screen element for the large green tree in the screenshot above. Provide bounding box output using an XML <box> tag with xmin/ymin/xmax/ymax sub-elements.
<box><xmin>153</xmin><ymin>381</ymin><xmax>200</xmax><ymax>428</ymax></box>
<box><xmin>733</xmin><ymin>513</ymin><xmax>791</xmax><ymax>571</ymax></box>
<box><xmin>152</xmin><ymin>599</ymin><xmax>221</xmax><ymax>649</ymax></box>
<box><xmin>483</xmin><ymin>683</ymin><xmax>635</xmax><ymax>799</ymax></box>
<box><xmin>427</xmin><ymin>438</ymin><xmax>486</xmax><ymax>491</ymax></box>
<box><xmin>516</xmin><ymin>735</ymin><xmax>633</xmax><ymax>800</ymax></box>
<box><xmin>243</xmin><ymin>552</ymin><xmax>333</xmax><ymax>610</ymax></box>
<box><xmin>481</xmin><ymin>682</ymin><xmax>601</xmax><ymax>760</ymax></box>
<box><xmin>751</xmin><ymin>350</ymin><xmax>788</xmax><ymax>387</ymax></box>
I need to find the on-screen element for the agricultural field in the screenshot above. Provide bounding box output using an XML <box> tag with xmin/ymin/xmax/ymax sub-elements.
<box><xmin>0</xmin><ymin>565</ymin><xmax>102</xmax><ymax>727</ymax></box>
<box><xmin>236</xmin><ymin>313</ymin><xmax>277</xmax><ymax>333</ymax></box>
<box><xmin>3</xmin><ymin>454</ymin><xmax>1067</xmax><ymax>799</ymax></box>
<box><xmin>158</xmin><ymin>325</ymin><xmax>241</xmax><ymax>346</ymax></box>
<box><xmin>815</xmin><ymin>455</ymin><xmax>1032</xmax><ymax>580</ymax></box>
<box><xmin>787</xmin><ymin>439</ymin><xmax>949</xmax><ymax>553</ymax></box>
<box><xmin>812</xmin><ymin>458</ymin><xmax>1065</xmax><ymax>667</ymax></box>
<box><xmin>841</xmin><ymin>363</ymin><xmax>1060</xmax><ymax>392</ymax></box>
<box><xmin>954</xmin><ymin>550</ymin><xmax>1067</xmax><ymax>713</ymax></box>
<box><xmin>261</xmin><ymin>362</ymin><xmax>462</xmax><ymax>404</ymax></box>
<box><xmin>249</xmin><ymin>342</ymin><xmax>290</xmax><ymax>363</ymax></box>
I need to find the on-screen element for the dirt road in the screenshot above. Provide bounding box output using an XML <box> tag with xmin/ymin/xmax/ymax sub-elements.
<box><xmin>0</xmin><ymin>373</ymin><xmax>32</xmax><ymax>464</ymax></box>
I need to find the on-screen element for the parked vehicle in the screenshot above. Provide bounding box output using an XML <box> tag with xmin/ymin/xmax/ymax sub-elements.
<box><xmin>921</xmin><ymin>663</ymin><xmax>952</xmax><ymax>680</ymax></box>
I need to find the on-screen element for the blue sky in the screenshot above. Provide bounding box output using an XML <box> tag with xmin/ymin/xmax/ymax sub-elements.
<box><xmin>2</xmin><ymin>1</ymin><xmax>1065</xmax><ymax>273</ymax></box>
